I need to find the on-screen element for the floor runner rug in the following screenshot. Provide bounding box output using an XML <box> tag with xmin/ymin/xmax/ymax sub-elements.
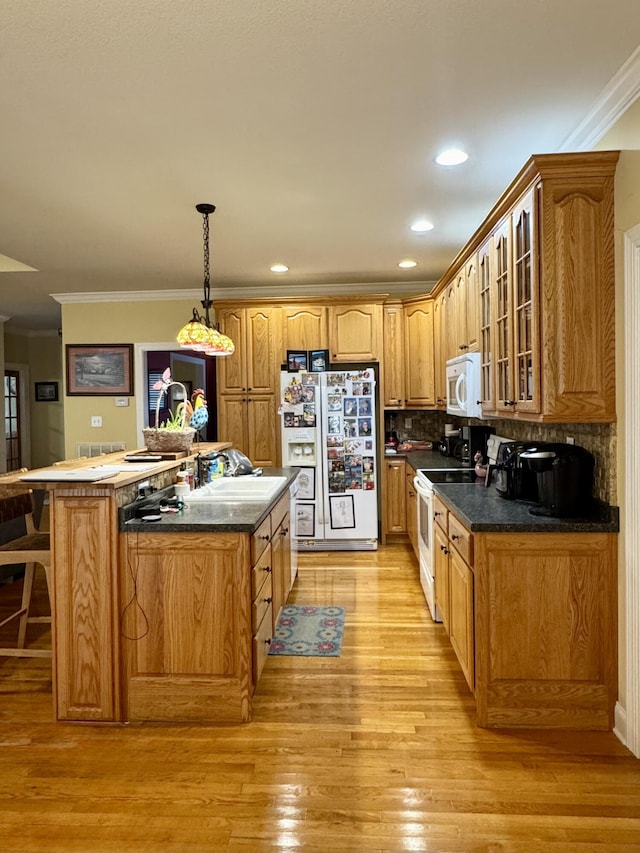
<box><xmin>269</xmin><ymin>605</ymin><xmax>345</xmax><ymax>656</ymax></box>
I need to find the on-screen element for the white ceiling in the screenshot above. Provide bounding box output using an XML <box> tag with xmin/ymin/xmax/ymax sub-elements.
<box><xmin>2</xmin><ymin>0</ymin><xmax>640</xmax><ymax>332</ymax></box>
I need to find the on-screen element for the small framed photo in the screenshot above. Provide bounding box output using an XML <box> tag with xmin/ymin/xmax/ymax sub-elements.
<box><xmin>295</xmin><ymin>502</ymin><xmax>315</xmax><ymax>537</ymax></box>
<box><xmin>35</xmin><ymin>381</ymin><xmax>59</xmax><ymax>402</ymax></box>
<box><xmin>309</xmin><ymin>349</ymin><xmax>329</xmax><ymax>373</ymax></box>
<box><xmin>295</xmin><ymin>467</ymin><xmax>315</xmax><ymax>500</ymax></box>
<box><xmin>287</xmin><ymin>350</ymin><xmax>308</xmax><ymax>372</ymax></box>
<box><xmin>66</xmin><ymin>344</ymin><xmax>134</xmax><ymax>396</ymax></box>
<box><xmin>329</xmin><ymin>494</ymin><xmax>355</xmax><ymax>529</ymax></box>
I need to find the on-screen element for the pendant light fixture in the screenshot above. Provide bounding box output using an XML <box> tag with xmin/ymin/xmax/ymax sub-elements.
<box><xmin>176</xmin><ymin>203</ymin><xmax>235</xmax><ymax>356</ymax></box>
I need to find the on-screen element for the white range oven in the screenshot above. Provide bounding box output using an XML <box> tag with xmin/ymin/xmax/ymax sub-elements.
<box><xmin>413</xmin><ymin>467</ymin><xmax>480</xmax><ymax>622</ymax></box>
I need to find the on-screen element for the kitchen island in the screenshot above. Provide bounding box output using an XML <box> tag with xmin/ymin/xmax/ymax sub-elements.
<box><xmin>0</xmin><ymin>448</ymin><xmax>298</xmax><ymax>725</ymax></box>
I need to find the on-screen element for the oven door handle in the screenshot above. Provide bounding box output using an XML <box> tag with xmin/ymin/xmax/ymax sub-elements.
<box><xmin>413</xmin><ymin>476</ymin><xmax>432</xmax><ymax>498</ymax></box>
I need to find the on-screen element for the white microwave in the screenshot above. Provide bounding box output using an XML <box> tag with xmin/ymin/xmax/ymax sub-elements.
<box><xmin>446</xmin><ymin>353</ymin><xmax>482</xmax><ymax>419</ymax></box>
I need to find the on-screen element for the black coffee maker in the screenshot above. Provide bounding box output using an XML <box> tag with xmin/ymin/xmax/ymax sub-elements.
<box><xmin>520</xmin><ymin>443</ymin><xmax>595</xmax><ymax>517</ymax></box>
<box><xmin>490</xmin><ymin>440</ymin><xmax>540</xmax><ymax>501</ymax></box>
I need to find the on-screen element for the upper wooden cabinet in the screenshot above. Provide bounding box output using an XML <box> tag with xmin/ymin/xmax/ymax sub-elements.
<box><xmin>280</xmin><ymin>305</ymin><xmax>328</xmax><ymax>362</ymax></box>
<box><xmin>215</xmin><ymin>305</ymin><xmax>278</xmax><ymax>395</ymax></box>
<box><xmin>404</xmin><ymin>298</ymin><xmax>435</xmax><ymax>407</ymax></box>
<box><xmin>382</xmin><ymin>301</ymin><xmax>405</xmax><ymax>408</ymax></box>
<box><xmin>433</xmin><ymin>292</ymin><xmax>447</xmax><ymax>409</ymax></box>
<box><xmin>434</xmin><ymin>151</ymin><xmax>619</xmax><ymax>423</ymax></box>
<box><xmin>328</xmin><ymin>301</ymin><xmax>383</xmax><ymax>362</ymax></box>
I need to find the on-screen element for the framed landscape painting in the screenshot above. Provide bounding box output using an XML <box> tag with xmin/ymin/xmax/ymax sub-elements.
<box><xmin>66</xmin><ymin>344</ymin><xmax>134</xmax><ymax>396</ymax></box>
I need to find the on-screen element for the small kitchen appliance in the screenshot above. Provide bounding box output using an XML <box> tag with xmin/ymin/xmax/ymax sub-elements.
<box><xmin>519</xmin><ymin>443</ymin><xmax>595</xmax><ymax>517</ymax></box>
<box><xmin>446</xmin><ymin>352</ymin><xmax>482</xmax><ymax>419</ymax></box>
<box><xmin>489</xmin><ymin>440</ymin><xmax>541</xmax><ymax>501</ymax></box>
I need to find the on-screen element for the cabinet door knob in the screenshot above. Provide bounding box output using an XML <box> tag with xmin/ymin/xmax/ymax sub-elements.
<box><xmin>261</xmin><ymin>534</ymin><xmax>270</xmax><ymax>541</ymax></box>
<box><xmin>451</xmin><ymin>534</ymin><xmax>459</xmax><ymax>541</ymax></box>
<box><xmin>265</xmin><ymin>638</ymin><xmax>272</xmax><ymax>645</ymax></box>
<box><xmin>434</xmin><ymin>511</ymin><xmax>440</xmax><ymax>517</ymax></box>
<box><xmin>263</xmin><ymin>565</ymin><xmax>272</xmax><ymax>573</ymax></box>
<box><xmin>504</xmin><ymin>400</ymin><xmax>516</xmax><ymax>407</ymax></box>
<box><xmin>264</xmin><ymin>597</ymin><xmax>272</xmax><ymax>604</ymax></box>
<box><xmin>281</xmin><ymin>527</ymin><xmax>288</xmax><ymax>536</ymax></box>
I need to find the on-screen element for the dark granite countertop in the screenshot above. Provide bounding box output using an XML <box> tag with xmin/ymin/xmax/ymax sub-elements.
<box><xmin>120</xmin><ymin>468</ymin><xmax>299</xmax><ymax>534</ymax></box>
<box><xmin>393</xmin><ymin>449</ymin><xmax>619</xmax><ymax>533</ymax></box>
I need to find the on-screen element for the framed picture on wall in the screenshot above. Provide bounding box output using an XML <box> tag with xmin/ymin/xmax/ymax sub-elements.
<box><xmin>65</xmin><ymin>344</ymin><xmax>134</xmax><ymax>396</ymax></box>
<box><xmin>34</xmin><ymin>381</ymin><xmax>59</xmax><ymax>402</ymax></box>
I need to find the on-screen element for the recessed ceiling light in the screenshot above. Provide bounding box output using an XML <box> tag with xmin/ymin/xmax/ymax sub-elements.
<box><xmin>398</xmin><ymin>259</ymin><xmax>418</xmax><ymax>269</ymax></box>
<box><xmin>410</xmin><ymin>219</ymin><xmax>434</xmax><ymax>233</ymax></box>
<box><xmin>435</xmin><ymin>148</ymin><xmax>469</xmax><ymax>167</ymax></box>
<box><xmin>270</xmin><ymin>263</ymin><xmax>289</xmax><ymax>273</ymax></box>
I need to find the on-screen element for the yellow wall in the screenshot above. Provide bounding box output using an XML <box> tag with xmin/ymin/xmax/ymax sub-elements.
<box><xmin>5</xmin><ymin>331</ymin><xmax>64</xmax><ymax>468</ymax></box>
<box><xmin>61</xmin><ymin>298</ymin><xmax>196</xmax><ymax>456</ymax></box>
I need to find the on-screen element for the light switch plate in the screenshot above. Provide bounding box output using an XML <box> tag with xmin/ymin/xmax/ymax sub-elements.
<box><xmin>114</xmin><ymin>397</ymin><xmax>129</xmax><ymax>407</ymax></box>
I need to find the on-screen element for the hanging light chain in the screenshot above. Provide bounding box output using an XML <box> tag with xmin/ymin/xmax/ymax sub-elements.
<box><xmin>202</xmin><ymin>209</ymin><xmax>211</xmax><ymax>300</ymax></box>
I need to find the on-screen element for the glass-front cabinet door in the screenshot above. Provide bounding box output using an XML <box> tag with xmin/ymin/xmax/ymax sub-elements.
<box><xmin>511</xmin><ymin>187</ymin><xmax>540</xmax><ymax>414</ymax></box>
<box><xmin>493</xmin><ymin>217</ymin><xmax>513</xmax><ymax>411</ymax></box>
<box><xmin>478</xmin><ymin>235</ymin><xmax>495</xmax><ymax>414</ymax></box>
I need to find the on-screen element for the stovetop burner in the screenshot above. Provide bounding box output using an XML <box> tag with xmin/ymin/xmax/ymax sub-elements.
<box><xmin>417</xmin><ymin>469</ymin><xmax>480</xmax><ymax>484</ymax></box>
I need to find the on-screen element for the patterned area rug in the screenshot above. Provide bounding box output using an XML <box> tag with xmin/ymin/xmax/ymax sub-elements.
<box><xmin>269</xmin><ymin>605</ymin><xmax>345</xmax><ymax>657</ymax></box>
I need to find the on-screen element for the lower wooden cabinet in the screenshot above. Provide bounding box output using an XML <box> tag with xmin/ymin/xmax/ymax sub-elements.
<box><xmin>383</xmin><ymin>457</ymin><xmax>407</xmax><ymax>540</ymax></box>
<box><xmin>448</xmin><ymin>546</ymin><xmax>474</xmax><ymax>691</ymax></box>
<box><xmin>431</xmin><ymin>492</ymin><xmax>617</xmax><ymax>729</ymax></box>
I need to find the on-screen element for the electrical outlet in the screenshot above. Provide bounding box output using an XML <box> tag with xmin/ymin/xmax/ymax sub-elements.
<box><xmin>91</xmin><ymin>416</ymin><xmax>102</xmax><ymax>428</ymax></box>
<box><xmin>566</xmin><ymin>435</ymin><xmax>575</xmax><ymax>445</ymax></box>
<box><xmin>404</xmin><ymin>417</ymin><xmax>412</xmax><ymax>428</ymax></box>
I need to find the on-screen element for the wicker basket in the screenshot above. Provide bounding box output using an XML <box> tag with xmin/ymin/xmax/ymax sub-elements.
<box><xmin>144</xmin><ymin>377</ymin><xmax>195</xmax><ymax>452</ymax></box>
<box><xmin>142</xmin><ymin>427</ymin><xmax>196</xmax><ymax>453</ymax></box>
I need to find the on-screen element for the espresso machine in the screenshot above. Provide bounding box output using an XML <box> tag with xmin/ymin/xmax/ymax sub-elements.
<box><xmin>519</xmin><ymin>443</ymin><xmax>595</xmax><ymax>517</ymax></box>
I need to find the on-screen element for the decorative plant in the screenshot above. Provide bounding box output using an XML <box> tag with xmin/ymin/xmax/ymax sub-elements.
<box><xmin>151</xmin><ymin>368</ymin><xmax>190</xmax><ymax>432</ymax></box>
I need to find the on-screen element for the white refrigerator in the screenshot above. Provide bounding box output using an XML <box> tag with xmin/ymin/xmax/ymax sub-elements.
<box><xmin>279</xmin><ymin>367</ymin><xmax>378</xmax><ymax>551</ymax></box>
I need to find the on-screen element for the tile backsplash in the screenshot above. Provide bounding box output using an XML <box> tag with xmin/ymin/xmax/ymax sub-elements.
<box><xmin>384</xmin><ymin>410</ymin><xmax>617</xmax><ymax>505</ymax></box>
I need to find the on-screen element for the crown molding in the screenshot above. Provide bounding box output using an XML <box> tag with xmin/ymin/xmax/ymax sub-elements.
<box><xmin>51</xmin><ymin>280</ymin><xmax>435</xmax><ymax>305</ymax></box>
<box><xmin>560</xmin><ymin>45</ymin><xmax>640</xmax><ymax>151</ymax></box>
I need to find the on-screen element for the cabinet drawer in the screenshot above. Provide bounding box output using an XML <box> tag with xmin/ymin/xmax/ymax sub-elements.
<box><xmin>251</xmin><ymin>544</ymin><xmax>273</xmax><ymax>598</ymax></box>
<box><xmin>251</xmin><ymin>516</ymin><xmax>272</xmax><ymax>563</ymax></box>
<box><xmin>433</xmin><ymin>494</ymin><xmax>448</xmax><ymax>533</ymax></box>
<box><xmin>448</xmin><ymin>513</ymin><xmax>473</xmax><ymax>565</ymax></box>
<box><xmin>252</xmin><ymin>572</ymin><xmax>273</xmax><ymax>631</ymax></box>
<box><xmin>253</xmin><ymin>604</ymin><xmax>273</xmax><ymax>684</ymax></box>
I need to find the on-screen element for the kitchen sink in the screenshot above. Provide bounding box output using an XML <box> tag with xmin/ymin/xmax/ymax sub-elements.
<box><xmin>187</xmin><ymin>476</ymin><xmax>288</xmax><ymax>503</ymax></box>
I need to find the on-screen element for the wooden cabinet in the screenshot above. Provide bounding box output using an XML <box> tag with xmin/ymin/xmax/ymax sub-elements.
<box><xmin>280</xmin><ymin>304</ymin><xmax>328</xmax><ymax>360</ymax></box>
<box><xmin>404</xmin><ymin>298</ymin><xmax>435</xmax><ymax>408</ymax></box>
<box><xmin>217</xmin><ymin>393</ymin><xmax>277</xmax><ymax>468</ymax></box>
<box><xmin>215</xmin><ymin>304</ymin><xmax>278</xmax><ymax>466</ymax></box>
<box><xmin>432</xmin><ymin>495</ymin><xmax>474</xmax><ymax>691</ymax></box>
<box><xmin>448</xmin><ymin>522</ymin><xmax>475</xmax><ymax>691</ymax></box>
<box><xmin>405</xmin><ymin>466</ymin><xmax>418</xmax><ymax>558</ymax></box>
<box><xmin>477</xmin><ymin>152</ymin><xmax>618</xmax><ymax>422</ymax></box>
<box><xmin>474</xmin><ymin>530</ymin><xmax>618</xmax><ymax>729</ymax></box>
<box><xmin>216</xmin><ymin>305</ymin><xmax>276</xmax><ymax>395</ymax></box>
<box><xmin>382</xmin><ymin>456</ymin><xmax>407</xmax><ymax>539</ymax></box>
<box><xmin>432</xmin><ymin>292</ymin><xmax>447</xmax><ymax>409</ymax></box>
<box><xmin>465</xmin><ymin>255</ymin><xmax>480</xmax><ymax>353</ymax></box>
<box><xmin>53</xmin><ymin>491</ymin><xmax>122</xmax><ymax>722</ymax></box>
<box><xmin>477</xmin><ymin>235</ymin><xmax>495</xmax><ymax>413</ymax></box>
<box><xmin>270</xmin><ymin>493</ymin><xmax>292</xmax><ymax>629</ymax></box>
<box><xmin>382</xmin><ymin>301</ymin><xmax>405</xmax><ymax>408</ymax></box>
<box><xmin>252</xmin><ymin>533</ymin><xmax>274</xmax><ymax>685</ymax></box>
<box><xmin>328</xmin><ymin>301</ymin><xmax>383</xmax><ymax>362</ymax></box>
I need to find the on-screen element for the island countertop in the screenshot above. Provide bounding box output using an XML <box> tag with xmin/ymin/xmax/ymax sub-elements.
<box><xmin>120</xmin><ymin>467</ymin><xmax>300</xmax><ymax>533</ymax></box>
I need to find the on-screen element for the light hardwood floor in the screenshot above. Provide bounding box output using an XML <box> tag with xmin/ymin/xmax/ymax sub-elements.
<box><xmin>0</xmin><ymin>544</ymin><xmax>639</xmax><ymax>853</ymax></box>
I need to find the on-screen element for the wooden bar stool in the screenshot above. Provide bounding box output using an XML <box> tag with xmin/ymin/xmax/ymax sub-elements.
<box><xmin>0</xmin><ymin>488</ymin><xmax>52</xmax><ymax>658</ymax></box>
